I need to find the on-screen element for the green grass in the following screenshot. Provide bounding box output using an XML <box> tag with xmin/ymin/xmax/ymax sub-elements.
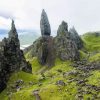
<box><xmin>82</xmin><ymin>32</ymin><xmax>100</xmax><ymax>52</ymax></box>
<box><xmin>79</xmin><ymin>50</ymin><xmax>87</xmax><ymax>59</ymax></box>
<box><xmin>0</xmin><ymin>58</ymin><xmax>76</xmax><ymax>100</ymax></box>
<box><xmin>87</xmin><ymin>70</ymin><xmax>100</xmax><ymax>86</ymax></box>
<box><xmin>1</xmin><ymin>32</ymin><xmax>100</xmax><ymax>100</ymax></box>
<box><xmin>89</xmin><ymin>53</ymin><xmax>100</xmax><ymax>62</ymax></box>
<box><xmin>1</xmin><ymin>57</ymin><xmax>100</xmax><ymax>100</ymax></box>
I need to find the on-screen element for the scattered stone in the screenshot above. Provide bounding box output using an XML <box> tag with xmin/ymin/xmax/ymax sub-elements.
<box><xmin>38</xmin><ymin>82</ymin><xmax>42</xmax><ymax>86</ymax></box>
<box><xmin>33</xmin><ymin>90</ymin><xmax>41</xmax><ymax>100</ymax></box>
<box><xmin>16</xmin><ymin>79</ymin><xmax>24</xmax><ymax>85</ymax></box>
<box><xmin>29</xmin><ymin>81</ymin><xmax>34</xmax><ymax>85</ymax></box>
<box><xmin>56</xmin><ymin>80</ymin><xmax>65</xmax><ymax>86</ymax></box>
<box><xmin>16</xmin><ymin>86</ymin><xmax>21</xmax><ymax>92</ymax></box>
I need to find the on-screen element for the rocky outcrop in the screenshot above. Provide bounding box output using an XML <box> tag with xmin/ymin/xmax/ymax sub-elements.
<box><xmin>37</xmin><ymin>36</ymin><xmax>55</xmax><ymax>67</ymax></box>
<box><xmin>69</xmin><ymin>27</ymin><xmax>83</xmax><ymax>49</ymax></box>
<box><xmin>24</xmin><ymin>10</ymin><xmax>55</xmax><ymax>67</ymax></box>
<box><xmin>37</xmin><ymin>10</ymin><xmax>55</xmax><ymax>67</ymax></box>
<box><xmin>0</xmin><ymin>20</ymin><xmax>32</xmax><ymax>92</ymax></box>
<box><xmin>24</xmin><ymin>14</ymin><xmax>81</xmax><ymax>62</ymax></box>
<box><xmin>54</xmin><ymin>21</ymin><xmax>80</xmax><ymax>61</ymax></box>
<box><xmin>40</xmin><ymin>9</ymin><xmax>51</xmax><ymax>36</ymax></box>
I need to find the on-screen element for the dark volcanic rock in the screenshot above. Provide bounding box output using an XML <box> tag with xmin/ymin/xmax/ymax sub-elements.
<box><xmin>38</xmin><ymin>36</ymin><xmax>55</xmax><ymax>67</ymax></box>
<box><xmin>0</xmin><ymin>20</ymin><xmax>32</xmax><ymax>92</ymax></box>
<box><xmin>40</xmin><ymin>9</ymin><xmax>51</xmax><ymax>36</ymax></box>
<box><xmin>25</xmin><ymin>10</ymin><xmax>55</xmax><ymax>67</ymax></box>
<box><xmin>54</xmin><ymin>21</ymin><xmax>80</xmax><ymax>61</ymax></box>
<box><xmin>56</xmin><ymin>80</ymin><xmax>65</xmax><ymax>86</ymax></box>
<box><xmin>24</xmin><ymin>13</ymin><xmax>80</xmax><ymax>66</ymax></box>
<box><xmin>37</xmin><ymin>10</ymin><xmax>55</xmax><ymax>67</ymax></box>
<box><xmin>69</xmin><ymin>27</ymin><xmax>83</xmax><ymax>49</ymax></box>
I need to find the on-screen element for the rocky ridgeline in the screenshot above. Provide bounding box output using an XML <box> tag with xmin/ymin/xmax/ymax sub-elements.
<box><xmin>0</xmin><ymin>20</ymin><xmax>32</xmax><ymax>92</ymax></box>
<box><xmin>24</xmin><ymin>10</ymin><xmax>83</xmax><ymax>65</ymax></box>
<box><xmin>54</xmin><ymin>21</ymin><xmax>80</xmax><ymax>60</ymax></box>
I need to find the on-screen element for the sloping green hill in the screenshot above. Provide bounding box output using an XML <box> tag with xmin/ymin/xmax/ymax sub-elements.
<box><xmin>0</xmin><ymin>57</ymin><xmax>100</xmax><ymax>100</ymax></box>
<box><xmin>0</xmin><ymin>32</ymin><xmax>100</xmax><ymax>100</ymax></box>
<box><xmin>82</xmin><ymin>32</ymin><xmax>100</xmax><ymax>52</ymax></box>
<box><xmin>81</xmin><ymin>32</ymin><xmax>100</xmax><ymax>62</ymax></box>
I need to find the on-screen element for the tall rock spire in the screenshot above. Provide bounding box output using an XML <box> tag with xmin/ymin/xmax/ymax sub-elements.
<box><xmin>40</xmin><ymin>9</ymin><xmax>51</xmax><ymax>36</ymax></box>
<box><xmin>0</xmin><ymin>20</ymin><xmax>32</xmax><ymax>92</ymax></box>
<box><xmin>37</xmin><ymin>9</ymin><xmax>55</xmax><ymax>67</ymax></box>
<box><xmin>8</xmin><ymin>20</ymin><xmax>18</xmax><ymax>39</ymax></box>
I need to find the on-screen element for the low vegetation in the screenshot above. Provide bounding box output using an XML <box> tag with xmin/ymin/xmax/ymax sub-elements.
<box><xmin>0</xmin><ymin>32</ymin><xmax>100</xmax><ymax>100</ymax></box>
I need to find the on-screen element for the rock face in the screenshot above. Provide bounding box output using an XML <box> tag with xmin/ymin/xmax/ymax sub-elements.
<box><xmin>24</xmin><ymin>11</ymin><xmax>81</xmax><ymax>65</ymax></box>
<box><xmin>0</xmin><ymin>20</ymin><xmax>32</xmax><ymax>92</ymax></box>
<box><xmin>54</xmin><ymin>21</ymin><xmax>80</xmax><ymax>61</ymax></box>
<box><xmin>40</xmin><ymin>9</ymin><xmax>51</xmax><ymax>36</ymax></box>
<box><xmin>37</xmin><ymin>10</ymin><xmax>55</xmax><ymax>67</ymax></box>
<box><xmin>69</xmin><ymin>27</ymin><xmax>83</xmax><ymax>49</ymax></box>
<box><xmin>37</xmin><ymin>36</ymin><xmax>55</xmax><ymax>67</ymax></box>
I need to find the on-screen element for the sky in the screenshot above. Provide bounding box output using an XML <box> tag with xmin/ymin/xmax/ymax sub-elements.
<box><xmin>0</xmin><ymin>0</ymin><xmax>100</xmax><ymax>34</ymax></box>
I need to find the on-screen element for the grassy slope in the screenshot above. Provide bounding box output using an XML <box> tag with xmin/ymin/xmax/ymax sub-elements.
<box><xmin>82</xmin><ymin>32</ymin><xmax>100</xmax><ymax>52</ymax></box>
<box><xmin>0</xmin><ymin>32</ymin><xmax>100</xmax><ymax>100</ymax></box>
<box><xmin>1</xmin><ymin>58</ymin><xmax>100</xmax><ymax>100</ymax></box>
<box><xmin>0</xmin><ymin>58</ymin><xmax>76</xmax><ymax>100</ymax></box>
<box><xmin>81</xmin><ymin>32</ymin><xmax>100</xmax><ymax>62</ymax></box>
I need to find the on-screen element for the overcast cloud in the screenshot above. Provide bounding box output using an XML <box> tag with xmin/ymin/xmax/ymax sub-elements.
<box><xmin>0</xmin><ymin>0</ymin><xmax>100</xmax><ymax>34</ymax></box>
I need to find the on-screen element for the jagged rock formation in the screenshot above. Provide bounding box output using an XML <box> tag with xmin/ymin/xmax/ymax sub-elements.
<box><xmin>37</xmin><ymin>36</ymin><xmax>55</xmax><ymax>67</ymax></box>
<box><xmin>0</xmin><ymin>20</ymin><xmax>32</xmax><ymax>92</ymax></box>
<box><xmin>69</xmin><ymin>27</ymin><xmax>83</xmax><ymax>49</ymax></box>
<box><xmin>54</xmin><ymin>21</ymin><xmax>80</xmax><ymax>61</ymax></box>
<box><xmin>40</xmin><ymin>9</ymin><xmax>51</xmax><ymax>36</ymax></box>
<box><xmin>24</xmin><ymin>14</ymin><xmax>81</xmax><ymax>62</ymax></box>
<box><xmin>38</xmin><ymin>10</ymin><xmax>55</xmax><ymax>67</ymax></box>
<box><xmin>24</xmin><ymin>10</ymin><xmax>55</xmax><ymax>67</ymax></box>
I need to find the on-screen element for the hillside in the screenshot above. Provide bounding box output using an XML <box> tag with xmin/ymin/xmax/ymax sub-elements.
<box><xmin>0</xmin><ymin>34</ymin><xmax>100</xmax><ymax>99</ymax></box>
<box><xmin>81</xmin><ymin>32</ymin><xmax>100</xmax><ymax>62</ymax></box>
<box><xmin>0</xmin><ymin>27</ymin><xmax>100</xmax><ymax>100</ymax></box>
<box><xmin>0</xmin><ymin>10</ymin><xmax>100</xmax><ymax>100</ymax></box>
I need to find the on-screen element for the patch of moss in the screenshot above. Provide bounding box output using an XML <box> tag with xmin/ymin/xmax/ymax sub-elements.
<box><xmin>79</xmin><ymin>50</ymin><xmax>87</xmax><ymax>59</ymax></box>
<box><xmin>39</xmin><ymin>82</ymin><xmax>77</xmax><ymax>100</ymax></box>
<box><xmin>87</xmin><ymin>70</ymin><xmax>100</xmax><ymax>86</ymax></box>
<box><xmin>82</xmin><ymin>33</ymin><xmax>100</xmax><ymax>52</ymax></box>
<box><xmin>89</xmin><ymin>53</ymin><xmax>100</xmax><ymax>62</ymax></box>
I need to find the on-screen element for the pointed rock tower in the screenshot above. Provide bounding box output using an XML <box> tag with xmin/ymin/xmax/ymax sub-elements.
<box><xmin>9</xmin><ymin>20</ymin><xmax>18</xmax><ymax>38</ymax></box>
<box><xmin>37</xmin><ymin>9</ymin><xmax>55</xmax><ymax>67</ymax></box>
<box><xmin>0</xmin><ymin>20</ymin><xmax>32</xmax><ymax>92</ymax></box>
<box><xmin>40</xmin><ymin>9</ymin><xmax>51</xmax><ymax>36</ymax></box>
<box><xmin>54</xmin><ymin>21</ymin><xmax>80</xmax><ymax>61</ymax></box>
